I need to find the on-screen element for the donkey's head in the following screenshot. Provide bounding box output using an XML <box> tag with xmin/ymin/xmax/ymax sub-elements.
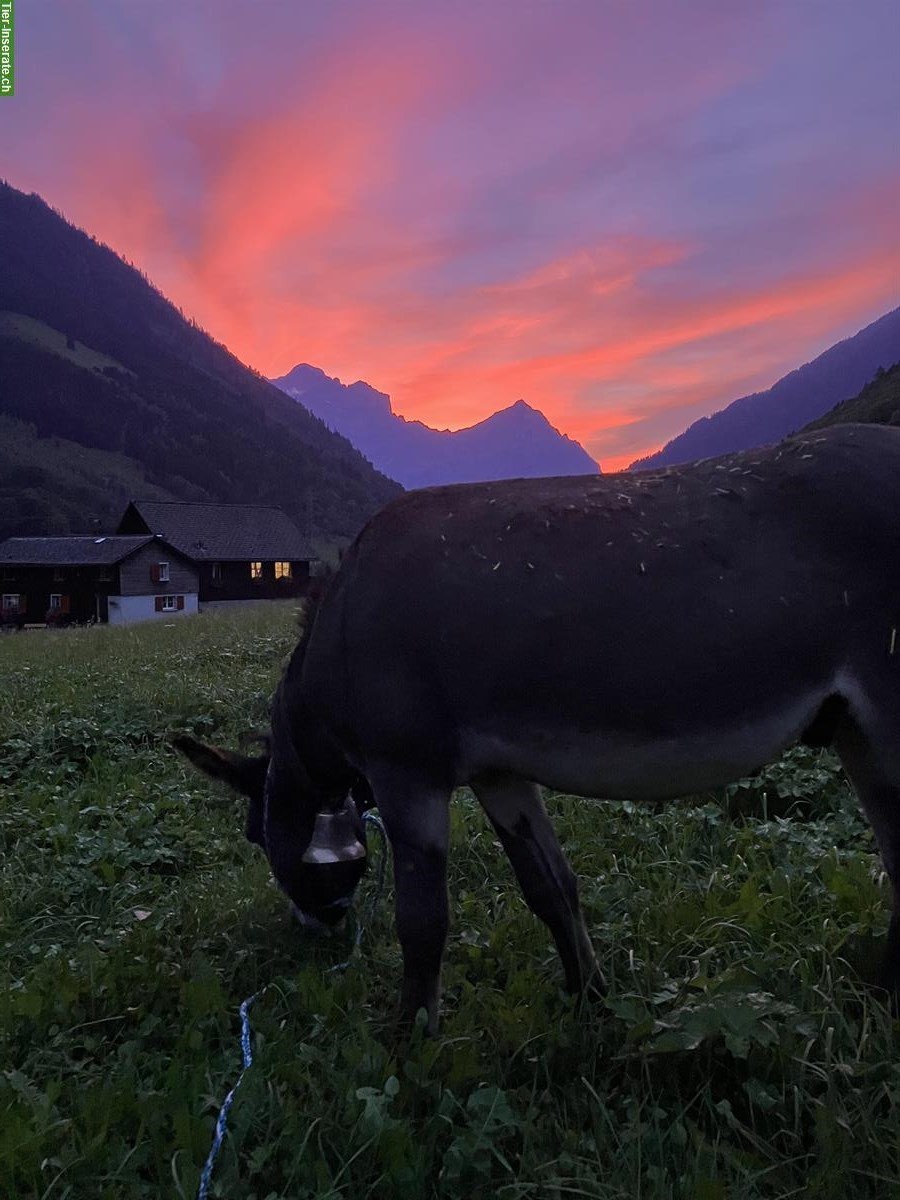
<box><xmin>174</xmin><ymin>723</ymin><xmax>368</xmax><ymax>928</ymax></box>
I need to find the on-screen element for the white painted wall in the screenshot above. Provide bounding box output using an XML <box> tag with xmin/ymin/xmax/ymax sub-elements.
<box><xmin>107</xmin><ymin>594</ymin><xmax>199</xmax><ymax>625</ymax></box>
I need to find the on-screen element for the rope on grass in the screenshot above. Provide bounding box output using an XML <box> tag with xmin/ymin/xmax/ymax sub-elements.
<box><xmin>196</xmin><ymin>810</ymin><xmax>389</xmax><ymax>1200</ymax></box>
<box><xmin>196</xmin><ymin>989</ymin><xmax>265</xmax><ymax>1200</ymax></box>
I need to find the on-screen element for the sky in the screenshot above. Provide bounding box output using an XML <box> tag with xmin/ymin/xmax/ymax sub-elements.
<box><xmin>5</xmin><ymin>1</ymin><xmax>900</xmax><ymax>469</ymax></box>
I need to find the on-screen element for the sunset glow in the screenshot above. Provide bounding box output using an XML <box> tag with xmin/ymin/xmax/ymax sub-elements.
<box><xmin>6</xmin><ymin>1</ymin><xmax>899</xmax><ymax>469</ymax></box>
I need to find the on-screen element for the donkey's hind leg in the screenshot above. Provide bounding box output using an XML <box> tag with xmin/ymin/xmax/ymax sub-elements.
<box><xmin>834</xmin><ymin>716</ymin><xmax>900</xmax><ymax>996</ymax></box>
<box><xmin>472</xmin><ymin>776</ymin><xmax>603</xmax><ymax>997</ymax></box>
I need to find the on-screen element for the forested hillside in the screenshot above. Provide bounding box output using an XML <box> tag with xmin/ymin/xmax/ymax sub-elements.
<box><xmin>801</xmin><ymin>361</ymin><xmax>900</xmax><ymax>433</ymax></box>
<box><xmin>0</xmin><ymin>183</ymin><xmax>400</xmax><ymax>543</ymax></box>
<box><xmin>631</xmin><ymin>307</ymin><xmax>900</xmax><ymax>470</ymax></box>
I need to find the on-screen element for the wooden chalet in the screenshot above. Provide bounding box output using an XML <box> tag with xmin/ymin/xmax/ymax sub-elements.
<box><xmin>117</xmin><ymin>501</ymin><xmax>314</xmax><ymax>605</ymax></box>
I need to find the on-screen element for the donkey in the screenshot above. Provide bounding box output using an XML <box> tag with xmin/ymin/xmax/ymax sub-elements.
<box><xmin>178</xmin><ymin>423</ymin><xmax>900</xmax><ymax>1033</ymax></box>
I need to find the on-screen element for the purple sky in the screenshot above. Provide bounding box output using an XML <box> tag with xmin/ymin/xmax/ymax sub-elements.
<box><xmin>5</xmin><ymin>1</ymin><xmax>899</xmax><ymax>467</ymax></box>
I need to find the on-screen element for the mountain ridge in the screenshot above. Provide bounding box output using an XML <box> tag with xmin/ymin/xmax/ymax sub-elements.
<box><xmin>631</xmin><ymin>307</ymin><xmax>900</xmax><ymax>470</ymax></box>
<box><xmin>272</xmin><ymin>363</ymin><xmax>600</xmax><ymax>488</ymax></box>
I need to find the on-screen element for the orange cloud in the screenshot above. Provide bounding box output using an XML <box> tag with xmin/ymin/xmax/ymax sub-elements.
<box><xmin>373</xmin><ymin>239</ymin><xmax>900</xmax><ymax>467</ymax></box>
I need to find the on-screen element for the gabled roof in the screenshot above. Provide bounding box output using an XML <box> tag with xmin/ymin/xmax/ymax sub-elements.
<box><xmin>0</xmin><ymin>535</ymin><xmax>162</xmax><ymax>566</ymax></box>
<box><xmin>118</xmin><ymin>501</ymin><xmax>312</xmax><ymax>561</ymax></box>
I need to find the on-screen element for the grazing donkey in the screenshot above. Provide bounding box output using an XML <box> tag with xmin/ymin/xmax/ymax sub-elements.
<box><xmin>178</xmin><ymin>424</ymin><xmax>900</xmax><ymax>1033</ymax></box>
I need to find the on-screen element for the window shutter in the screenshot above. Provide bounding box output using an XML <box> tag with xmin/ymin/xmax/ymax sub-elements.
<box><xmin>61</xmin><ymin>595</ymin><xmax>71</xmax><ymax>614</ymax></box>
<box><xmin>150</xmin><ymin>564</ymin><xmax>161</xmax><ymax>583</ymax></box>
<box><xmin>155</xmin><ymin>596</ymin><xmax>164</xmax><ymax>612</ymax></box>
<box><xmin>176</xmin><ymin>595</ymin><xmax>184</xmax><ymax>610</ymax></box>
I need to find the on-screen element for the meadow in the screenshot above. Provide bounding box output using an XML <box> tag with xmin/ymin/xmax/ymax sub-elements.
<box><xmin>2</xmin><ymin>605</ymin><xmax>898</xmax><ymax>1199</ymax></box>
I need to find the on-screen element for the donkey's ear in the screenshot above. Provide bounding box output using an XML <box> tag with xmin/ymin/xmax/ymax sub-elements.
<box><xmin>173</xmin><ymin>734</ymin><xmax>269</xmax><ymax>798</ymax></box>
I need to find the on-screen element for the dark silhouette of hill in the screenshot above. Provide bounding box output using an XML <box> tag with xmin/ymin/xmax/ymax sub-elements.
<box><xmin>271</xmin><ymin>363</ymin><xmax>600</xmax><ymax>488</ymax></box>
<box><xmin>0</xmin><ymin>182</ymin><xmax>400</xmax><ymax>543</ymax></box>
<box><xmin>631</xmin><ymin>307</ymin><xmax>900</xmax><ymax>470</ymax></box>
<box><xmin>801</xmin><ymin>360</ymin><xmax>900</xmax><ymax>432</ymax></box>
<box><xmin>0</xmin><ymin>412</ymin><xmax>189</xmax><ymax>539</ymax></box>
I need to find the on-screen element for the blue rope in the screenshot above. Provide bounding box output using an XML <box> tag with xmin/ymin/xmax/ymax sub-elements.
<box><xmin>196</xmin><ymin>990</ymin><xmax>264</xmax><ymax>1200</ymax></box>
<box><xmin>196</xmin><ymin>810</ymin><xmax>388</xmax><ymax>1199</ymax></box>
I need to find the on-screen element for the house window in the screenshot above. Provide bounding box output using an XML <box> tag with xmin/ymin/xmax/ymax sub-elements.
<box><xmin>275</xmin><ymin>561</ymin><xmax>292</xmax><ymax>580</ymax></box>
<box><xmin>154</xmin><ymin>595</ymin><xmax>185</xmax><ymax>613</ymax></box>
<box><xmin>2</xmin><ymin>593</ymin><xmax>20</xmax><ymax>612</ymax></box>
<box><xmin>49</xmin><ymin>594</ymin><xmax>62</xmax><ymax>610</ymax></box>
<box><xmin>1</xmin><ymin>568</ymin><xmax>15</xmax><ymax>582</ymax></box>
<box><xmin>159</xmin><ymin>562</ymin><xmax>170</xmax><ymax>582</ymax></box>
<box><xmin>97</xmin><ymin>566</ymin><xmax>113</xmax><ymax>582</ymax></box>
<box><xmin>250</xmin><ymin>561</ymin><xmax>263</xmax><ymax>581</ymax></box>
<box><xmin>211</xmin><ymin>562</ymin><xmax>223</xmax><ymax>586</ymax></box>
<box><xmin>53</xmin><ymin>567</ymin><xmax>65</xmax><ymax>582</ymax></box>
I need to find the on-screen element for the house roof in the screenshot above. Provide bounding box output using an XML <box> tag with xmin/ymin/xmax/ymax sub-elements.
<box><xmin>0</xmin><ymin>535</ymin><xmax>160</xmax><ymax>566</ymax></box>
<box><xmin>118</xmin><ymin>501</ymin><xmax>312</xmax><ymax>561</ymax></box>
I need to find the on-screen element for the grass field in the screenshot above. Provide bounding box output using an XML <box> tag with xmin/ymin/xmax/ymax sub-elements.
<box><xmin>2</xmin><ymin>606</ymin><xmax>899</xmax><ymax>1199</ymax></box>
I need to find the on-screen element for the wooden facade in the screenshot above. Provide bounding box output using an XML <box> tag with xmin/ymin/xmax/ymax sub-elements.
<box><xmin>0</xmin><ymin>537</ymin><xmax>197</xmax><ymax>626</ymax></box>
<box><xmin>119</xmin><ymin>542</ymin><xmax>199</xmax><ymax>598</ymax></box>
<box><xmin>1</xmin><ymin>562</ymin><xmax>116</xmax><ymax>626</ymax></box>
<box><xmin>195</xmin><ymin>557</ymin><xmax>311</xmax><ymax>603</ymax></box>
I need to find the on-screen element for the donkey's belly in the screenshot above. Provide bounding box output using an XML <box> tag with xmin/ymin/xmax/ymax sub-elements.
<box><xmin>460</xmin><ymin>687</ymin><xmax>834</xmax><ymax>800</ymax></box>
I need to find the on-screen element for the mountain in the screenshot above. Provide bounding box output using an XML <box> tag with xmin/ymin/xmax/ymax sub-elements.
<box><xmin>631</xmin><ymin>307</ymin><xmax>900</xmax><ymax>470</ymax></box>
<box><xmin>0</xmin><ymin>182</ymin><xmax>400</xmax><ymax>545</ymax></box>
<box><xmin>271</xmin><ymin>363</ymin><xmax>600</xmax><ymax>488</ymax></box>
<box><xmin>801</xmin><ymin>360</ymin><xmax>900</xmax><ymax>432</ymax></box>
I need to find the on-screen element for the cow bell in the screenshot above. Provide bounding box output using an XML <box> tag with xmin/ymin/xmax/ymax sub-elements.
<box><xmin>302</xmin><ymin>802</ymin><xmax>367</xmax><ymax>865</ymax></box>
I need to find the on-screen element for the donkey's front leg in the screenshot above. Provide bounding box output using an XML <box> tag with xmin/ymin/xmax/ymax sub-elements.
<box><xmin>368</xmin><ymin>763</ymin><xmax>451</xmax><ymax>1034</ymax></box>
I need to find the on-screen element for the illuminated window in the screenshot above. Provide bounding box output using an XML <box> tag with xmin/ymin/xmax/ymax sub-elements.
<box><xmin>275</xmin><ymin>561</ymin><xmax>292</xmax><ymax>580</ymax></box>
<box><xmin>250</xmin><ymin>561</ymin><xmax>263</xmax><ymax>581</ymax></box>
